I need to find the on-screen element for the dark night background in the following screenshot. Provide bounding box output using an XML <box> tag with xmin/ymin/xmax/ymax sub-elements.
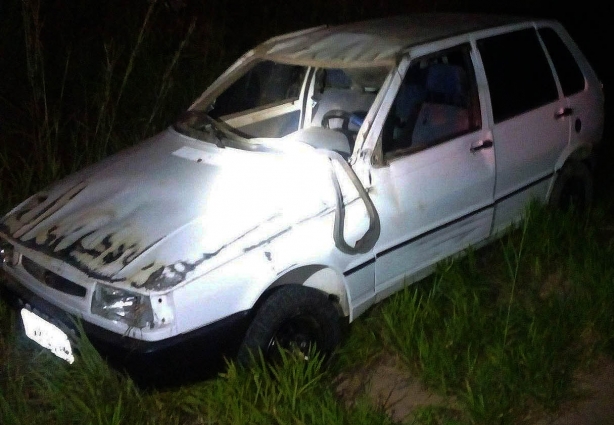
<box><xmin>0</xmin><ymin>0</ymin><xmax>611</xmax><ymax>213</ymax></box>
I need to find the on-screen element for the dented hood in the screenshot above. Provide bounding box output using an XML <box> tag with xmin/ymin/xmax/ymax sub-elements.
<box><xmin>0</xmin><ymin>129</ymin><xmax>335</xmax><ymax>291</ymax></box>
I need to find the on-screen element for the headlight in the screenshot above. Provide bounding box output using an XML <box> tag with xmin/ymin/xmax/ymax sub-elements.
<box><xmin>91</xmin><ymin>284</ymin><xmax>154</xmax><ymax>329</ymax></box>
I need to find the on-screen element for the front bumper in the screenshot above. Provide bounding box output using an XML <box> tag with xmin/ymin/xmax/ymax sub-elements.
<box><xmin>0</xmin><ymin>274</ymin><xmax>253</xmax><ymax>386</ymax></box>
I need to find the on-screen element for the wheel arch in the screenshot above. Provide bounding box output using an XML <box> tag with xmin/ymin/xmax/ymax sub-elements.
<box><xmin>548</xmin><ymin>153</ymin><xmax>594</xmax><ymax>210</ymax></box>
<box><xmin>554</xmin><ymin>141</ymin><xmax>594</xmax><ymax>173</ymax></box>
<box><xmin>255</xmin><ymin>265</ymin><xmax>350</xmax><ymax>318</ymax></box>
<box><xmin>548</xmin><ymin>142</ymin><xmax>595</xmax><ymax>200</ymax></box>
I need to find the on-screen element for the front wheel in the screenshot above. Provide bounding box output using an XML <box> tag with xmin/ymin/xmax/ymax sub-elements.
<box><xmin>237</xmin><ymin>285</ymin><xmax>341</xmax><ymax>365</ymax></box>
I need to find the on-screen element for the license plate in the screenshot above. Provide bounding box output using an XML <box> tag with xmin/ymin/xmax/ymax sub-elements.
<box><xmin>21</xmin><ymin>309</ymin><xmax>75</xmax><ymax>364</ymax></box>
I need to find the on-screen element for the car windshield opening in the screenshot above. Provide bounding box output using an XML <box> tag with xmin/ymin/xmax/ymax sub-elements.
<box><xmin>177</xmin><ymin>59</ymin><xmax>390</xmax><ymax>157</ymax></box>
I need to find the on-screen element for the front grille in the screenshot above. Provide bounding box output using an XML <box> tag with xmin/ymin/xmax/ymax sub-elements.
<box><xmin>21</xmin><ymin>256</ymin><xmax>46</xmax><ymax>281</ymax></box>
<box><xmin>22</xmin><ymin>256</ymin><xmax>87</xmax><ymax>298</ymax></box>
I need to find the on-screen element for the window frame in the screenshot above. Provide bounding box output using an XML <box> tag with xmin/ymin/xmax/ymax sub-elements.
<box><xmin>537</xmin><ymin>26</ymin><xmax>586</xmax><ymax>98</ymax></box>
<box><xmin>477</xmin><ymin>27</ymin><xmax>560</xmax><ymax>124</ymax></box>
<box><xmin>376</xmin><ymin>42</ymin><xmax>482</xmax><ymax>163</ymax></box>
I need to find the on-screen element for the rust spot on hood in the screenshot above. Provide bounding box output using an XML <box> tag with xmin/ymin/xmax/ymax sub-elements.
<box><xmin>0</xmin><ymin>182</ymin><xmax>150</xmax><ymax>282</ymax></box>
<box><xmin>131</xmin><ymin>250</ymin><xmax>221</xmax><ymax>291</ymax></box>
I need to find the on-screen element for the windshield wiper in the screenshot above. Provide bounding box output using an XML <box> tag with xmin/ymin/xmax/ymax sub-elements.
<box><xmin>200</xmin><ymin>114</ymin><xmax>226</xmax><ymax>148</ymax></box>
<box><xmin>175</xmin><ymin>110</ymin><xmax>226</xmax><ymax>148</ymax></box>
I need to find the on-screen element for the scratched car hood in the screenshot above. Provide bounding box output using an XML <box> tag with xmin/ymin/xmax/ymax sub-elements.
<box><xmin>0</xmin><ymin>128</ymin><xmax>335</xmax><ymax>291</ymax></box>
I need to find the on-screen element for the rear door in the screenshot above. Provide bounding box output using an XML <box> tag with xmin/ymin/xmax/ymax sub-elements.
<box><xmin>476</xmin><ymin>27</ymin><xmax>567</xmax><ymax>233</ymax></box>
<box><xmin>537</xmin><ymin>24</ymin><xmax>604</xmax><ymax>154</ymax></box>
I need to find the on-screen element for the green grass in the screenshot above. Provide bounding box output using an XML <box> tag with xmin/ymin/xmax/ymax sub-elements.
<box><xmin>3</xmin><ymin>204</ymin><xmax>612</xmax><ymax>424</ymax></box>
<box><xmin>1</xmin><ymin>1</ymin><xmax>613</xmax><ymax>424</ymax></box>
<box><xmin>335</xmin><ymin>203</ymin><xmax>614</xmax><ymax>424</ymax></box>
<box><xmin>0</xmin><ymin>320</ymin><xmax>395</xmax><ymax>425</ymax></box>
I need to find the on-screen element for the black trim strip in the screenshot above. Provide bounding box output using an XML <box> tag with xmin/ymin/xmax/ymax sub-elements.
<box><xmin>343</xmin><ymin>171</ymin><xmax>554</xmax><ymax>276</ymax></box>
<box><xmin>343</xmin><ymin>258</ymin><xmax>375</xmax><ymax>276</ymax></box>
<box><xmin>377</xmin><ymin>203</ymin><xmax>492</xmax><ymax>258</ymax></box>
<box><xmin>495</xmin><ymin>172</ymin><xmax>553</xmax><ymax>204</ymax></box>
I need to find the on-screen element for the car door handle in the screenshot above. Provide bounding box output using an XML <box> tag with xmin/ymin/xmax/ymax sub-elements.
<box><xmin>555</xmin><ymin>107</ymin><xmax>573</xmax><ymax>119</ymax></box>
<box><xmin>470</xmin><ymin>139</ymin><xmax>493</xmax><ymax>153</ymax></box>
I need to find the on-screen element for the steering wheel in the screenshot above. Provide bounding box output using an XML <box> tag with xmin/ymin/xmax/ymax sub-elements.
<box><xmin>321</xmin><ymin>109</ymin><xmax>357</xmax><ymax>147</ymax></box>
<box><xmin>321</xmin><ymin>109</ymin><xmax>353</xmax><ymax>130</ymax></box>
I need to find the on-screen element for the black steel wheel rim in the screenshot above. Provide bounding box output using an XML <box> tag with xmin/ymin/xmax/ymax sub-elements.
<box><xmin>267</xmin><ymin>314</ymin><xmax>323</xmax><ymax>360</ymax></box>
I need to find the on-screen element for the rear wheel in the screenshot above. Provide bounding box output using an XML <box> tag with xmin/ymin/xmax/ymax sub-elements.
<box><xmin>237</xmin><ymin>285</ymin><xmax>341</xmax><ymax>365</ymax></box>
<box><xmin>549</xmin><ymin>161</ymin><xmax>593</xmax><ymax>212</ymax></box>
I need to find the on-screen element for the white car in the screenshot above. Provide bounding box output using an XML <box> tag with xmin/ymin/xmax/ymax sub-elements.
<box><xmin>0</xmin><ymin>14</ymin><xmax>604</xmax><ymax>379</ymax></box>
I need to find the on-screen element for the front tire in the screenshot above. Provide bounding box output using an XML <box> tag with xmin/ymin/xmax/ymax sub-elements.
<box><xmin>237</xmin><ymin>285</ymin><xmax>341</xmax><ymax>365</ymax></box>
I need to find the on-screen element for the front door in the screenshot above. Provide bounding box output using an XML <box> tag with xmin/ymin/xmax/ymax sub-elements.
<box><xmin>368</xmin><ymin>43</ymin><xmax>496</xmax><ymax>298</ymax></box>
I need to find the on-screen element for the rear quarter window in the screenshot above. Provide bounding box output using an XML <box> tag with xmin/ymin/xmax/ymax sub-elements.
<box><xmin>478</xmin><ymin>28</ymin><xmax>559</xmax><ymax>123</ymax></box>
<box><xmin>538</xmin><ymin>27</ymin><xmax>586</xmax><ymax>96</ymax></box>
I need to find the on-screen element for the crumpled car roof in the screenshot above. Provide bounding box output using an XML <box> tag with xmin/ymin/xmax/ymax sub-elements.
<box><xmin>255</xmin><ymin>14</ymin><xmax>525</xmax><ymax>68</ymax></box>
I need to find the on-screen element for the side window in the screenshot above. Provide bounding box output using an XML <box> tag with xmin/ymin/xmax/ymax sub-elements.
<box><xmin>477</xmin><ymin>28</ymin><xmax>558</xmax><ymax>123</ymax></box>
<box><xmin>382</xmin><ymin>44</ymin><xmax>481</xmax><ymax>158</ymax></box>
<box><xmin>538</xmin><ymin>27</ymin><xmax>586</xmax><ymax>96</ymax></box>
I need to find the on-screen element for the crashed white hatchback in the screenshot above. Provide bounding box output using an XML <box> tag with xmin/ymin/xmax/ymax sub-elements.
<box><xmin>0</xmin><ymin>14</ymin><xmax>604</xmax><ymax>376</ymax></box>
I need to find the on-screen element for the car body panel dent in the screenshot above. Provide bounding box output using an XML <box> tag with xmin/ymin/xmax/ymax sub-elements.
<box><xmin>0</xmin><ymin>128</ymin><xmax>352</xmax><ymax>293</ymax></box>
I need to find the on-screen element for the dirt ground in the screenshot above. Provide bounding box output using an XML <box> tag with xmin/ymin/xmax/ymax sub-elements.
<box><xmin>336</xmin><ymin>353</ymin><xmax>454</xmax><ymax>422</ymax></box>
<box><xmin>535</xmin><ymin>358</ymin><xmax>614</xmax><ymax>425</ymax></box>
<box><xmin>335</xmin><ymin>353</ymin><xmax>614</xmax><ymax>424</ymax></box>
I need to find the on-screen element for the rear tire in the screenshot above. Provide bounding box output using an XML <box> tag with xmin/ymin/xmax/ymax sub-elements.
<box><xmin>549</xmin><ymin>161</ymin><xmax>593</xmax><ymax>212</ymax></box>
<box><xmin>237</xmin><ymin>285</ymin><xmax>341</xmax><ymax>365</ymax></box>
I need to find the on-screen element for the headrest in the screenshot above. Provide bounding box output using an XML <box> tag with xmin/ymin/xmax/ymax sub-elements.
<box><xmin>425</xmin><ymin>64</ymin><xmax>465</xmax><ymax>104</ymax></box>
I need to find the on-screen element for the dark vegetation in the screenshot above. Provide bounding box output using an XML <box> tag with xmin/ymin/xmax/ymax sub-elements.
<box><xmin>0</xmin><ymin>0</ymin><xmax>610</xmax><ymax>208</ymax></box>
